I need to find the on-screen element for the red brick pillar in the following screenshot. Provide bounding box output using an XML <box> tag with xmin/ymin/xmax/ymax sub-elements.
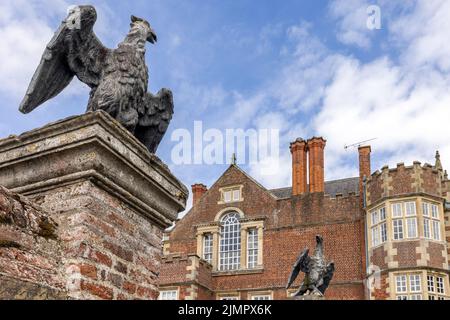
<box><xmin>307</xmin><ymin>137</ymin><xmax>326</xmax><ymax>193</ymax></box>
<box><xmin>290</xmin><ymin>138</ymin><xmax>308</xmax><ymax>196</ymax></box>
<box><xmin>0</xmin><ymin>112</ymin><xmax>188</xmax><ymax>300</ymax></box>
<box><xmin>192</xmin><ymin>184</ymin><xmax>208</xmax><ymax>206</ymax></box>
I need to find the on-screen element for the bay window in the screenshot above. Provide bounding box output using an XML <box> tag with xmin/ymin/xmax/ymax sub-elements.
<box><xmin>393</xmin><ymin>219</ymin><xmax>404</xmax><ymax>240</ymax></box>
<box><xmin>427</xmin><ymin>274</ymin><xmax>446</xmax><ymax>300</ymax></box>
<box><xmin>422</xmin><ymin>201</ymin><xmax>441</xmax><ymax>241</ymax></box>
<box><xmin>395</xmin><ymin>273</ymin><xmax>423</xmax><ymax>300</ymax></box>
<box><xmin>370</xmin><ymin>207</ymin><xmax>387</xmax><ymax>247</ymax></box>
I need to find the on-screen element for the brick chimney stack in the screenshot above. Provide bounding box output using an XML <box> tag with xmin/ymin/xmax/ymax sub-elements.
<box><xmin>290</xmin><ymin>138</ymin><xmax>308</xmax><ymax>196</ymax></box>
<box><xmin>192</xmin><ymin>184</ymin><xmax>208</xmax><ymax>206</ymax></box>
<box><xmin>358</xmin><ymin>145</ymin><xmax>371</xmax><ymax>207</ymax></box>
<box><xmin>308</xmin><ymin>137</ymin><xmax>327</xmax><ymax>193</ymax></box>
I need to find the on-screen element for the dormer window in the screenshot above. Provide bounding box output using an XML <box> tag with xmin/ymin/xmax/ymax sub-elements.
<box><xmin>232</xmin><ymin>189</ymin><xmax>241</xmax><ymax>201</ymax></box>
<box><xmin>224</xmin><ymin>190</ymin><xmax>232</xmax><ymax>203</ymax></box>
<box><xmin>219</xmin><ymin>186</ymin><xmax>243</xmax><ymax>204</ymax></box>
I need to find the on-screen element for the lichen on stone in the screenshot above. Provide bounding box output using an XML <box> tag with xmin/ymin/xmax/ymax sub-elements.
<box><xmin>38</xmin><ymin>217</ymin><xmax>58</xmax><ymax>240</ymax></box>
<box><xmin>0</xmin><ymin>239</ymin><xmax>21</xmax><ymax>248</ymax></box>
<box><xmin>0</xmin><ymin>186</ymin><xmax>58</xmax><ymax>239</ymax></box>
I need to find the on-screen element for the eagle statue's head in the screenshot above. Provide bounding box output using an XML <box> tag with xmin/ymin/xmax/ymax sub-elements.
<box><xmin>130</xmin><ymin>15</ymin><xmax>157</xmax><ymax>44</ymax></box>
<box><xmin>315</xmin><ymin>235</ymin><xmax>323</xmax><ymax>244</ymax></box>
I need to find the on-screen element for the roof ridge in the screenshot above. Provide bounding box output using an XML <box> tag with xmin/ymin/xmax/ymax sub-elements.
<box><xmin>268</xmin><ymin>176</ymin><xmax>359</xmax><ymax>191</ymax></box>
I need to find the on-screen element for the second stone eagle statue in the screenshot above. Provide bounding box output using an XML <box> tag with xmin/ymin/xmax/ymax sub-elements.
<box><xmin>19</xmin><ymin>5</ymin><xmax>173</xmax><ymax>153</ymax></box>
<box><xmin>286</xmin><ymin>235</ymin><xmax>335</xmax><ymax>297</ymax></box>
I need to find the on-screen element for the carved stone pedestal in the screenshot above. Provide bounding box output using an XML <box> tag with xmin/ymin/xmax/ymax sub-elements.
<box><xmin>0</xmin><ymin>111</ymin><xmax>188</xmax><ymax>299</ymax></box>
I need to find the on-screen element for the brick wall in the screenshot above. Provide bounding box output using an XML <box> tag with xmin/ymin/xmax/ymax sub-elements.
<box><xmin>169</xmin><ymin>166</ymin><xmax>279</xmax><ymax>241</ymax></box>
<box><xmin>160</xmin><ymin>254</ymin><xmax>214</xmax><ymax>300</ymax></box>
<box><xmin>32</xmin><ymin>180</ymin><xmax>162</xmax><ymax>300</ymax></box>
<box><xmin>0</xmin><ymin>180</ymin><xmax>169</xmax><ymax>300</ymax></box>
<box><xmin>0</xmin><ymin>186</ymin><xmax>65</xmax><ymax>299</ymax></box>
<box><xmin>367</xmin><ymin>162</ymin><xmax>442</xmax><ymax>206</ymax></box>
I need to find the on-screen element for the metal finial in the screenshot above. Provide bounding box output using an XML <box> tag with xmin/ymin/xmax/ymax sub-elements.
<box><xmin>435</xmin><ymin>150</ymin><xmax>443</xmax><ymax>171</ymax></box>
<box><xmin>231</xmin><ymin>153</ymin><xmax>237</xmax><ymax>165</ymax></box>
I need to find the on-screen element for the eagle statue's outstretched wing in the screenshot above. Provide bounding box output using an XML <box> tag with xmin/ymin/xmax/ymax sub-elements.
<box><xmin>286</xmin><ymin>248</ymin><xmax>310</xmax><ymax>289</ymax></box>
<box><xmin>135</xmin><ymin>88</ymin><xmax>174</xmax><ymax>153</ymax></box>
<box><xmin>318</xmin><ymin>261</ymin><xmax>335</xmax><ymax>294</ymax></box>
<box><xmin>19</xmin><ymin>5</ymin><xmax>110</xmax><ymax>114</ymax></box>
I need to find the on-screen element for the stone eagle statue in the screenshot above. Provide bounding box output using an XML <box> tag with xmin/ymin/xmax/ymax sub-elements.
<box><xmin>286</xmin><ymin>235</ymin><xmax>335</xmax><ymax>297</ymax></box>
<box><xmin>18</xmin><ymin>5</ymin><xmax>173</xmax><ymax>153</ymax></box>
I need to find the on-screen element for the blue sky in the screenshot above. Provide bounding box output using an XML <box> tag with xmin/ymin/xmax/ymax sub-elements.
<box><xmin>1</xmin><ymin>0</ymin><xmax>450</xmax><ymax>213</ymax></box>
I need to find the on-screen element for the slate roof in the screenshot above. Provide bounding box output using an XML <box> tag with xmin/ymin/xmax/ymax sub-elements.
<box><xmin>269</xmin><ymin>177</ymin><xmax>360</xmax><ymax>199</ymax></box>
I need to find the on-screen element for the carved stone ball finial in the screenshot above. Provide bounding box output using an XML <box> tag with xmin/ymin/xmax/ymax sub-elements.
<box><xmin>435</xmin><ymin>150</ymin><xmax>443</xmax><ymax>171</ymax></box>
<box><xmin>231</xmin><ymin>153</ymin><xmax>237</xmax><ymax>165</ymax></box>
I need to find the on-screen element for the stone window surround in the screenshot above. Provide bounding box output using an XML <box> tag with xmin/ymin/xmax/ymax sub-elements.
<box><xmin>248</xmin><ymin>291</ymin><xmax>273</xmax><ymax>300</ymax></box>
<box><xmin>367</xmin><ymin>196</ymin><xmax>446</xmax><ymax>251</ymax></box>
<box><xmin>389</xmin><ymin>270</ymin><xmax>449</xmax><ymax>300</ymax></box>
<box><xmin>218</xmin><ymin>185</ymin><xmax>244</xmax><ymax>204</ymax></box>
<box><xmin>196</xmin><ymin>208</ymin><xmax>264</xmax><ymax>272</ymax></box>
<box><xmin>217</xmin><ymin>292</ymin><xmax>240</xmax><ymax>300</ymax></box>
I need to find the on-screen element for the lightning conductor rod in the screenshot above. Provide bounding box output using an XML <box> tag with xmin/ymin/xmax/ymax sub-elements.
<box><xmin>344</xmin><ymin>138</ymin><xmax>377</xmax><ymax>150</ymax></box>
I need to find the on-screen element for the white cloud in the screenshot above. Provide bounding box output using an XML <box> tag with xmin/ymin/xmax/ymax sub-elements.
<box><xmin>0</xmin><ymin>0</ymin><xmax>117</xmax><ymax>102</ymax></box>
<box><xmin>224</xmin><ymin>92</ymin><xmax>267</xmax><ymax>129</ymax></box>
<box><xmin>248</xmin><ymin>152</ymin><xmax>291</xmax><ymax>189</ymax></box>
<box><xmin>0</xmin><ymin>0</ymin><xmax>60</xmax><ymax>98</ymax></box>
<box><xmin>316</xmin><ymin>0</ymin><xmax>450</xmax><ymax>178</ymax></box>
<box><xmin>232</xmin><ymin>0</ymin><xmax>450</xmax><ymax>185</ymax></box>
<box><xmin>390</xmin><ymin>0</ymin><xmax>450</xmax><ymax>72</ymax></box>
<box><xmin>328</xmin><ymin>0</ymin><xmax>374</xmax><ymax>49</ymax></box>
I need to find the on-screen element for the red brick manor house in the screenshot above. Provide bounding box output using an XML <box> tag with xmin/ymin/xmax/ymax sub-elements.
<box><xmin>159</xmin><ymin>137</ymin><xmax>450</xmax><ymax>300</ymax></box>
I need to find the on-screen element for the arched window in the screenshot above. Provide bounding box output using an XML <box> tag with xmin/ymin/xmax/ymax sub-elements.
<box><xmin>219</xmin><ymin>212</ymin><xmax>241</xmax><ymax>271</ymax></box>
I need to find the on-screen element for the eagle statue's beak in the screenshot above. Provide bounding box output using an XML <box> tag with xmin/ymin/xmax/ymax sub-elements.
<box><xmin>147</xmin><ymin>28</ymin><xmax>157</xmax><ymax>44</ymax></box>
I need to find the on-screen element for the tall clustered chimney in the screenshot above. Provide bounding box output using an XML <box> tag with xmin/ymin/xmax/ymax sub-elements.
<box><xmin>308</xmin><ymin>137</ymin><xmax>327</xmax><ymax>193</ymax></box>
<box><xmin>191</xmin><ymin>184</ymin><xmax>207</xmax><ymax>206</ymax></box>
<box><xmin>290</xmin><ymin>138</ymin><xmax>308</xmax><ymax>196</ymax></box>
<box><xmin>358</xmin><ymin>146</ymin><xmax>371</xmax><ymax>208</ymax></box>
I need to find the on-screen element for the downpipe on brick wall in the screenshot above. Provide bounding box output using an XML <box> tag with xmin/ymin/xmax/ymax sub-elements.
<box><xmin>363</xmin><ymin>176</ymin><xmax>371</xmax><ymax>300</ymax></box>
